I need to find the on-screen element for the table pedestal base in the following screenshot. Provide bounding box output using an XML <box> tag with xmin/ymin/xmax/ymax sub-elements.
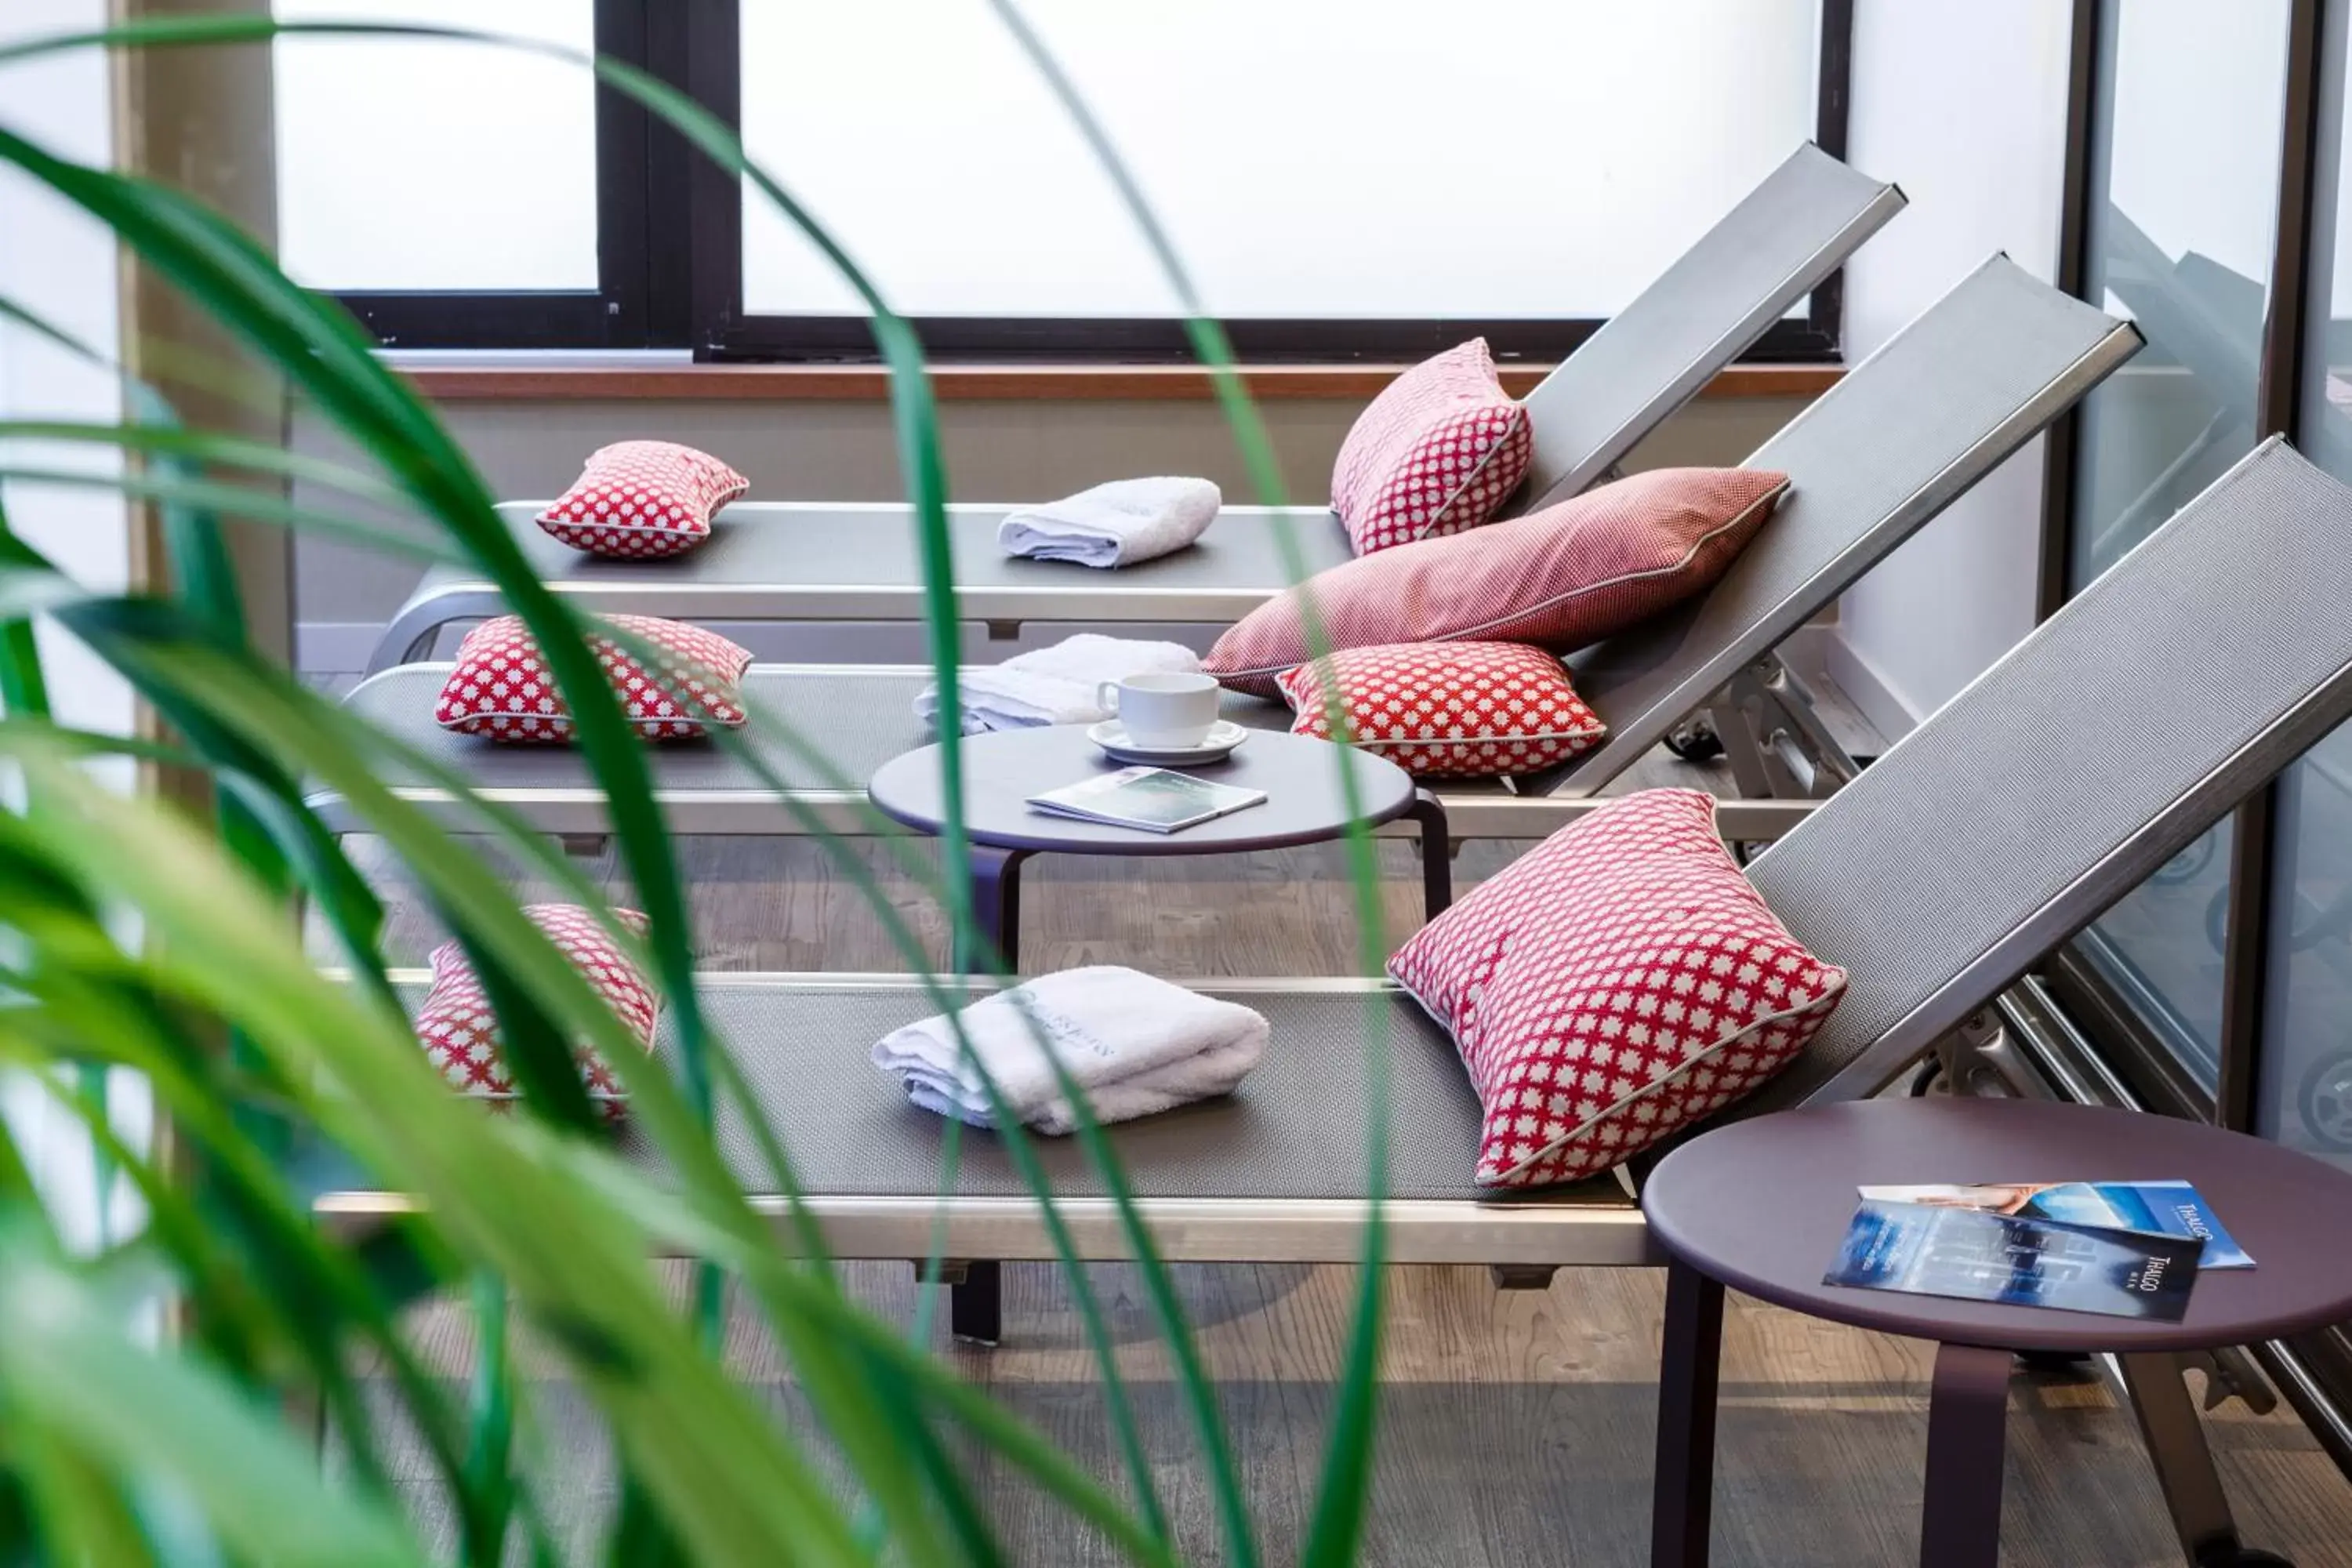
<box><xmin>1648</xmin><ymin>1257</ymin><xmax>2295</xmax><ymax>1567</ymax></box>
<box><xmin>1919</xmin><ymin>1341</ymin><xmax>2012</xmax><ymax>1568</ymax></box>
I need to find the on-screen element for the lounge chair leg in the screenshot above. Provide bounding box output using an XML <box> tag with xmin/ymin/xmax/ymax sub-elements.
<box><xmin>947</xmin><ymin>849</ymin><xmax>1024</xmax><ymax>1347</ymax></box>
<box><xmin>1720</xmin><ymin>671</ymin><xmax>1818</xmax><ymax>800</ymax></box>
<box><xmin>957</xmin><ymin>847</ymin><xmax>1029</xmax><ymax>972</ymax></box>
<box><xmin>950</xmin><ymin>1261</ymin><xmax>1004</xmax><ymax>1346</ymax></box>
<box><xmin>1406</xmin><ymin>790</ymin><xmax>1453</xmax><ymax>916</ymax></box>
<box><xmin>1748</xmin><ymin>654</ymin><xmax>1864</xmax><ymax>791</ymax></box>
<box><xmin>282</xmin><ymin>1378</ymin><xmax>326</xmax><ymax>1457</ymax></box>
<box><xmin>1651</xmin><ymin>1260</ymin><xmax>1724</xmax><ymax>1567</ymax></box>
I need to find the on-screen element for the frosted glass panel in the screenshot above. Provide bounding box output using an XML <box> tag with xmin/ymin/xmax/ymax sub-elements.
<box><xmin>274</xmin><ymin>0</ymin><xmax>597</xmax><ymax>291</ymax></box>
<box><xmin>739</xmin><ymin>0</ymin><xmax>1820</xmax><ymax>319</ymax></box>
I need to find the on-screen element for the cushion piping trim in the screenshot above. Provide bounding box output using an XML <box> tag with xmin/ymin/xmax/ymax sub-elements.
<box><xmin>1398</xmin><ymin>402</ymin><xmax>1534</xmax><ymax>548</ymax></box>
<box><xmin>440</xmin><ymin>1086</ymin><xmax>630</xmax><ymax>1103</ymax></box>
<box><xmin>1308</xmin><ymin>728</ymin><xmax>1609</xmax><ymax>749</ymax></box>
<box><xmin>1486</xmin><ymin>979</ymin><xmax>1849</xmax><ymax>1187</ymax></box>
<box><xmin>1222</xmin><ymin>477</ymin><xmax>1792</xmax><ymax>679</ymax></box>
<box><xmin>434</xmin><ymin>710</ymin><xmax>747</xmax><ymax>731</ymax></box>
<box><xmin>532</xmin><ymin>515</ymin><xmax>717</xmax><ymax>536</ymax></box>
<box><xmin>535</xmin><ymin>479</ymin><xmax>749</xmax><ymax>528</ymax></box>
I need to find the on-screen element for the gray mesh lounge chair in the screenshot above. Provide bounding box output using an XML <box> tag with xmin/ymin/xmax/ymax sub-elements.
<box><xmin>320</xmin><ymin>256</ymin><xmax>2140</xmax><ymax>850</ymax></box>
<box><xmin>321</xmin><ymin>441</ymin><xmax>2352</xmax><ymax>1567</ymax></box>
<box><xmin>362</xmin><ymin>144</ymin><xmax>1905</xmax><ymax>676</ymax></box>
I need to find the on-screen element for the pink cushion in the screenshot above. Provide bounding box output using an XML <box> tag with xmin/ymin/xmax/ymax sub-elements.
<box><xmin>414</xmin><ymin>904</ymin><xmax>657</xmax><ymax>1125</ymax></box>
<box><xmin>1276</xmin><ymin>642</ymin><xmax>1606</xmax><ymax>779</ymax></box>
<box><xmin>1331</xmin><ymin>340</ymin><xmax>1532</xmax><ymax>555</ymax></box>
<box><xmin>1207</xmin><ymin>466</ymin><xmax>1788</xmax><ymax>698</ymax></box>
<box><xmin>1388</xmin><ymin>789</ymin><xmax>1846</xmax><ymax>1189</ymax></box>
<box><xmin>535</xmin><ymin>441</ymin><xmax>748</xmax><ymax>559</ymax></box>
<box><xmin>434</xmin><ymin>614</ymin><xmax>753</xmax><ymax>743</ymax></box>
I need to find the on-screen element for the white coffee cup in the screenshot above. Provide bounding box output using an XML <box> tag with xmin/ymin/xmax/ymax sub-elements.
<box><xmin>1096</xmin><ymin>670</ymin><xmax>1221</xmax><ymax>749</ymax></box>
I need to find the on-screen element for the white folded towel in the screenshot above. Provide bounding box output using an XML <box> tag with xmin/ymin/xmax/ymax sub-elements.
<box><xmin>912</xmin><ymin>633</ymin><xmax>1202</xmax><ymax>735</ymax></box>
<box><xmin>996</xmin><ymin>477</ymin><xmax>1221</xmax><ymax>568</ymax></box>
<box><xmin>871</xmin><ymin>966</ymin><xmax>1269</xmax><ymax>1134</ymax></box>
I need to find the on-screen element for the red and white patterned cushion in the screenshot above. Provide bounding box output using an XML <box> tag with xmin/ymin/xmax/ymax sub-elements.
<box><xmin>1388</xmin><ymin>789</ymin><xmax>1846</xmax><ymax>1189</ymax></box>
<box><xmin>413</xmin><ymin>904</ymin><xmax>658</xmax><ymax>1126</ymax></box>
<box><xmin>434</xmin><ymin>614</ymin><xmax>753</xmax><ymax>742</ymax></box>
<box><xmin>535</xmin><ymin>441</ymin><xmax>749</xmax><ymax>559</ymax></box>
<box><xmin>1331</xmin><ymin>339</ymin><xmax>1533</xmax><ymax>555</ymax></box>
<box><xmin>1276</xmin><ymin>642</ymin><xmax>1606</xmax><ymax>779</ymax></box>
<box><xmin>1207</xmin><ymin>466</ymin><xmax>1789</xmax><ymax>698</ymax></box>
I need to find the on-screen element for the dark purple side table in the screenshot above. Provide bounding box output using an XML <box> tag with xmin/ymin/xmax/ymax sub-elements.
<box><xmin>868</xmin><ymin>723</ymin><xmax>1445</xmax><ymax>971</ymax></box>
<box><xmin>1641</xmin><ymin>1098</ymin><xmax>2352</xmax><ymax>1568</ymax></box>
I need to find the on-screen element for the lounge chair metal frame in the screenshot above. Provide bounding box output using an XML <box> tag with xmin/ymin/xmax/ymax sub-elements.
<box><xmin>318</xmin><ymin>256</ymin><xmax>2143</xmax><ymax>855</ymax></box>
<box><xmin>322</xmin><ymin>440</ymin><xmax>2352</xmax><ymax>1568</ymax></box>
<box><xmin>361</xmin><ymin>143</ymin><xmax>1906</xmax><ymax>677</ymax></box>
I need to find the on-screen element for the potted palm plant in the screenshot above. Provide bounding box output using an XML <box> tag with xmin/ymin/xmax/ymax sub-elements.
<box><xmin>0</xmin><ymin>11</ymin><xmax>1393</xmax><ymax>1563</ymax></box>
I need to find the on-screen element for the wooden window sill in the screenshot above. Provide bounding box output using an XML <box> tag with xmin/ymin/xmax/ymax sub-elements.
<box><xmin>396</xmin><ymin>360</ymin><xmax>1842</xmax><ymax>404</ymax></box>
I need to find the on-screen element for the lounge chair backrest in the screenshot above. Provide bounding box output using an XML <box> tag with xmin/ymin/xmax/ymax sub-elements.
<box><xmin>1552</xmin><ymin>255</ymin><xmax>2144</xmax><ymax>795</ymax></box>
<box><xmin>1512</xmin><ymin>143</ymin><xmax>1906</xmax><ymax>511</ymax></box>
<box><xmin>1746</xmin><ymin>438</ymin><xmax>2352</xmax><ymax>1109</ymax></box>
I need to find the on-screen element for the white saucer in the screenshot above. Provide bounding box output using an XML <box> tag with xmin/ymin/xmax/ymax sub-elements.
<box><xmin>1087</xmin><ymin>717</ymin><xmax>1250</xmax><ymax>765</ymax></box>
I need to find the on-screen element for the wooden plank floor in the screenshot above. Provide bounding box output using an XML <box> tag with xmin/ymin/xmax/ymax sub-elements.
<box><xmin>335</xmin><ymin>665</ymin><xmax>2352</xmax><ymax>1566</ymax></box>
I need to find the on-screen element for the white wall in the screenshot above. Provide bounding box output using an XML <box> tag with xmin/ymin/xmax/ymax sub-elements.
<box><xmin>0</xmin><ymin>0</ymin><xmax>133</xmax><ymax>742</ymax></box>
<box><xmin>1833</xmin><ymin>0</ymin><xmax>2076</xmax><ymax>728</ymax></box>
<box><xmin>0</xmin><ymin>0</ymin><xmax>144</xmax><ymax>1252</ymax></box>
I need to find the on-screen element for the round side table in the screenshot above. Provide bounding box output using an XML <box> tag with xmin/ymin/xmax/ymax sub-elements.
<box><xmin>1640</xmin><ymin>1098</ymin><xmax>2352</xmax><ymax>1568</ymax></box>
<box><xmin>868</xmin><ymin>724</ymin><xmax>1446</xmax><ymax>972</ymax></box>
<box><xmin>869</xmin><ymin>723</ymin><xmax>1442</xmax><ymax>1345</ymax></box>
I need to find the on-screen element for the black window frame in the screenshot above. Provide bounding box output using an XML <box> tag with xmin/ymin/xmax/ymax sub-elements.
<box><xmin>318</xmin><ymin>0</ymin><xmax>1854</xmax><ymax>362</ymax></box>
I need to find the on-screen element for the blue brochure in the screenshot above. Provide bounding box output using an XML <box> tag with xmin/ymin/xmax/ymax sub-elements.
<box><xmin>1858</xmin><ymin>1181</ymin><xmax>2253</xmax><ymax>1269</ymax></box>
<box><xmin>1825</xmin><ymin>1200</ymin><xmax>2204</xmax><ymax>1321</ymax></box>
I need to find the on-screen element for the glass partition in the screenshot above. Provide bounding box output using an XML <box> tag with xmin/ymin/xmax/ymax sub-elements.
<box><xmin>2061</xmin><ymin>0</ymin><xmax>2294</xmax><ymax>1089</ymax></box>
<box><xmin>2262</xmin><ymin>5</ymin><xmax>2352</xmax><ymax>1168</ymax></box>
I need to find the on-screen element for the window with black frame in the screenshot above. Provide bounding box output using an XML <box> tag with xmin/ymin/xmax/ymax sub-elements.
<box><xmin>691</xmin><ymin>0</ymin><xmax>1850</xmax><ymax>361</ymax></box>
<box><xmin>276</xmin><ymin>0</ymin><xmax>1853</xmax><ymax>361</ymax></box>
<box><xmin>270</xmin><ymin>0</ymin><xmax>690</xmax><ymax>349</ymax></box>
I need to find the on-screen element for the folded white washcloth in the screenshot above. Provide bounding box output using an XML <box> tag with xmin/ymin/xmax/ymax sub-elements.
<box><xmin>871</xmin><ymin>966</ymin><xmax>1269</xmax><ymax>1134</ymax></box>
<box><xmin>996</xmin><ymin>477</ymin><xmax>1222</xmax><ymax>568</ymax></box>
<box><xmin>912</xmin><ymin>633</ymin><xmax>1202</xmax><ymax>735</ymax></box>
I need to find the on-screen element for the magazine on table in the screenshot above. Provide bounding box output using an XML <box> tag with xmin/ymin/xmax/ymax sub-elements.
<box><xmin>1824</xmin><ymin>1199</ymin><xmax>2204</xmax><ymax>1321</ymax></box>
<box><xmin>1857</xmin><ymin>1181</ymin><xmax>2252</xmax><ymax>1269</ymax></box>
<box><xmin>1026</xmin><ymin>766</ymin><xmax>1268</xmax><ymax>834</ymax></box>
